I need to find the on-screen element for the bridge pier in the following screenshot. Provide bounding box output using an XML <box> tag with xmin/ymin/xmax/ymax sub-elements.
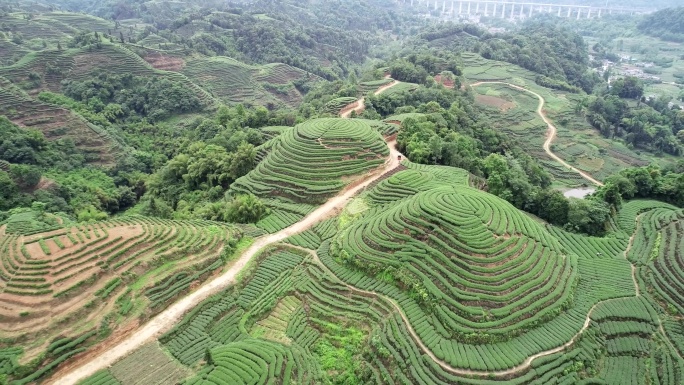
<box><xmin>402</xmin><ymin>0</ymin><xmax>649</xmax><ymax>21</ymax></box>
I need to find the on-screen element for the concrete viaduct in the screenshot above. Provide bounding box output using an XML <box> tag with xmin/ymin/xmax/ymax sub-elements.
<box><xmin>398</xmin><ymin>0</ymin><xmax>654</xmax><ymax>19</ymax></box>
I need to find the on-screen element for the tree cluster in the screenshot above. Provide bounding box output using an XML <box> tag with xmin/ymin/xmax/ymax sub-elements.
<box><xmin>474</xmin><ymin>22</ymin><xmax>601</xmax><ymax>92</ymax></box>
<box><xmin>580</xmin><ymin>78</ymin><xmax>684</xmax><ymax>156</ymax></box>
<box><xmin>135</xmin><ymin>104</ymin><xmax>273</xmax><ymax>220</ymax></box>
<box><xmin>595</xmin><ymin>166</ymin><xmax>684</xmax><ymax>209</ymax></box>
<box><xmin>59</xmin><ymin>73</ymin><xmax>201</xmax><ymax>123</ymax></box>
<box><xmin>388</xmin><ymin>52</ymin><xmax>462</xmax><ymax>86</ymax></box>
<box><xmin>638</xmin><ymin>7</ymin><xmax>684</xmax><ymax>43</ymax></box>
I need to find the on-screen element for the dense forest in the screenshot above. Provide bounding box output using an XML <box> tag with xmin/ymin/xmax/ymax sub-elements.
<box><xmin>638</xmin><ymin>7</ymin><xmax>684</xmax><ymax>42</ymax></box>
<box><xmin>579</xmin><ymin>77</ymin><xmax>684</xmax><ymax>156</ymax></box>
<box><xmin>406</xmin><ymin>22</ymin><xmax>601</xmax><ymax>92</ymax></box>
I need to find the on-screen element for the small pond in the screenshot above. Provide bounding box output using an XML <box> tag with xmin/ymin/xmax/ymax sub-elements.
<box><xmin>563</xmin><ymin>188</ymin><xmax>596</xmax><ymax>199</ymax></box>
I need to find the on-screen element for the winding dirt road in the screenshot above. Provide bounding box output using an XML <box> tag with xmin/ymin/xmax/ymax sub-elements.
<box><xmin>53</xmin><ymin>80</ymin><xmax>617</xmax><ymax>384</ymax></box>
<box><xmin>340</xmin><ymin>80</ymin><xmax>400</xmax><ymax>118</ymax></box>
<box><xmin>52</xmin><ymin>141</ymin><xmax>403</xmax><ymax>385</ymax></box>
<box><xmin>470</xmin><ymin>82</ymin><xmax>604</xmax><ymax>187</ymax></box>
<box><xmin>624</xmin><ymin>214</ymin><xmax>642</xmax><ymax>297</ymax></box>
<box><xmin>302</xmin><ymin>245</ymin><xmax>609</xmax><ymax>378</ymax></box>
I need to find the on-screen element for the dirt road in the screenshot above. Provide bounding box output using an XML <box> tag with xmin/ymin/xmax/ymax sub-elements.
<box><xmin>340</xmin><ymin>80</ymin><xmax>400</xmax><ymax>118</ymax></box>
<box><xmin>53</xmin><ymin>79</ymin><xmax>608</xmax><ymax>383</ymax></box>
<box><xmin>300</xmin><ymin>244</ymin><xmax>609</xmax><ymax>378</ymax></box>
<box><xmin>52</xmin><ymin>141</ymin><xmax>403</xmax><ymax>385</ymax></box>
<box><xmin>470</xmin><ymin>82</ymin><xmax>604</xmax><ymax>187</ymax></box>
<box><xmin>624</xmin><ymin>214</ymin><xmax>642</xmax><ymax>297</ymax></box>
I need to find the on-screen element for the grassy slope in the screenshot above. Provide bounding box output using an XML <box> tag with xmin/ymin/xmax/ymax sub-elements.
<box><xmin>461</xmin><ymin>52</ymin><xmax>678</xmax><ymax>186</ymax></box>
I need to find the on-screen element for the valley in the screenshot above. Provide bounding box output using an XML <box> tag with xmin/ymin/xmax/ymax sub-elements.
<box><xmin>1</xmin><ymin>1</ymin><xmax>684</xmax><ymax>385</ymax></box>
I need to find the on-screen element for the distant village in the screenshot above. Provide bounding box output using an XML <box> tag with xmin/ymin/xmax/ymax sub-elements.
<box><xmin>592</xmin><ymin>53</ymin><xmax>684</xmax><ymax>109</ymax></box>
<box><xmin>593</xmin><ymin>53</ymin><xmax>663</xmax><ymax>83</ymax></box>
<box><xmin>429</xmin><ymin>13</ymin><xmax>683</xmax><ymax>109</ymax></box>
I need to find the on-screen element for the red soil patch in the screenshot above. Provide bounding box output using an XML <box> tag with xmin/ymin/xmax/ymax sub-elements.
<box><xmin>35</xmin><ymin>177</ymin><xmax>56</xmax><ymax>191</ymax></box>
<box><xmin>475</xmin><ymin>94</ymin><xmax>515</xmax><ymax>112</ymax></box>
<box><xmin>0</xmin><ymin>226</ymin><xmax>146</xmax><ymax>335</ymax></box>
<box><xmin>46</xmin><ymin>238</ymin><xmax>63</xmax><ymax>255</ymax></box>
<box><xmin>435</xmin><ymin>74</ymin><xmax>455</xmax><ymax>88</ymax></box>
<box><xmin>144</xmin><ymin>53</ymin><xmax>186</xmax><ymax>72</ymax></box>
<box><xmin>24</xmin><ymin>242</ymin><xmax>47</xmax><ymax>258</ymax></box>
<box><xmin>339</xmin><ymin>100</ymin><xmax>363</xmax><ymax>117</ymax></box>
<box><xmin>25</xmin><ymin>177</ymin><xmax>57</xmax><ymax>194</ymax></box>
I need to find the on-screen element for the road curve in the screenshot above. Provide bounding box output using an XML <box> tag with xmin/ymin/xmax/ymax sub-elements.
<box><xmin>52</xmin><ymin>142</ymin><xmax>403</xmax><ymax>385</ymax></box>
<box><xmin>53</xmin><ymin>80</ymin><xmax>607</xmax><ymax>384</ymax></box>
<box><xmin>288</xmin><ymin>205</ymin><xmax>657</xmax><ymax>378</ymax></box>
<box><xmin>302</xmin><ymin>245</ymin><xmax>609</xmax><ymax>378</ymax></box>
<box><xmin>470</xmin><ymin>82</ymin><xmax>604</xmax><ymax>187</ymax></box>
<box><xmin>340</xmin><ymin>80</ymin><xmax>400</xmax><ymax>118</ymax></box>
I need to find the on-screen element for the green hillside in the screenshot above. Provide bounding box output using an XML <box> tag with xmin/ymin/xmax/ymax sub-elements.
<box><xmin>231</xmin><ymin>118</ymin><xmax>389</xmax><ymax>204</ymax></box>
<box><xmin>638</xmin><ymin>7</ymin><xmax>684</xmax><ymax>42</ymax></box>
<box><xmin>336</xmin><ymin>184</ymin><xmax>574</xmax><ymax>338</ymax></box>
<box><xmin>2</xmin><ymin>0</ymin><xmax>684</xmax><ymax>384</ymax></box>
<box><xmin>182</xmin><ymin>56</ymin><xmax>319</xmax><ymax>107</ymax></box>
<box><xmin>73</xmin><ymin>163</ymin><xmax>684</xmax><ymax>385</ymax></box>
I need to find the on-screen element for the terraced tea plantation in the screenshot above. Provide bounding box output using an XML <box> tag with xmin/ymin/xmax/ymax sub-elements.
<box><xmin>323</xmin><ymin>97</ymin><xmax>357</xmax><ymax>115</ymax></box>
<box><xmin>4</xmin><ymin>5</ymin><xmax>684</xmax><ymax>382</ymax></box>
<box><xmin>0</xmin><ymin>77</ymin><xmax>118</xmax><ymax>165</ymax></box>
<box><xmin>231</xmin><ymin>118</ymin><xmax>389</xmax><ymax>205</ymax></box>
<box><xmin>182</xmin><ymin>57</ymin><xmax>319</xmax><ymax>108</ymax></box>
<box><xmin>81</xmin><ymin>246</ymin><xmax>401</xmax><ymax>385</ymax></box>
<box><xmin>324</xmin><ymin>165</ymin><xmax>631</xmax><ymax>373</ymax></box>
<box><xmin>336</xmin><ymin>184</ymin><xmax>576</xmax><ymax>338</ymax></box>
<box><xmin>67</xmin><ymin>160</ymin><xmax>684</xmax><ymax>385</ymax></box>
<box><xmin>463</xmin><ymin>54</ymin><xmax>674</xmax><ymax>186</ymax></box>
<box><xmin>230</xmin><ymin>118</ymin><xmax>391</xmax><ymax>234</ymax></box>
<box><xmin>0</xmin><ymin>215</ymin><xmax>246</xmax><ymax>383</ymax></box>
